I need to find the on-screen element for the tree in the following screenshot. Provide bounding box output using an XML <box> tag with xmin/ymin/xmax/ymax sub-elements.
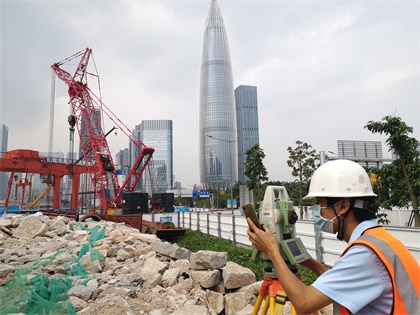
<box><xmin>365</xmin><ymin>115</ymin><xmax>420</xmax><ymax>227</ymax></box>
<box><xmin>287</xmin><ymin>140</ymin><xmax>320</xmax><ymax>219</ymax></box>
<box><xmin>244</xmin><ymin>144</ymin><xmax>269</xmax><ymax>207</ymax></box>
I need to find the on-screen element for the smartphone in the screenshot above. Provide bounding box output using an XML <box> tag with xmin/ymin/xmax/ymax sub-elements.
<box><xmin>242</xmin><ymin>203</ymin><xmax>263</xmax><ymax>230</ymax></box>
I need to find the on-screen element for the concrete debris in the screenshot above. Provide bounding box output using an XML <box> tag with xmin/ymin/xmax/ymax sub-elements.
<box><xmin>0</xmin><ymin>213</ymin><xmax>332</xmax><ymax>315</ymax></box>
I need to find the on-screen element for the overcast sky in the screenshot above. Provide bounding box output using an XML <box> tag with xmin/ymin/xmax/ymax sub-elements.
<box><xmin>1</xmin><ymin>0</ymin><xmax>419</xmax><ymax>187</ymax></box>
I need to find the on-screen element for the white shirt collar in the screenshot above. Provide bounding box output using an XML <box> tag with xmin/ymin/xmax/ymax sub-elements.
<box><xmin>349</xmin><ymin>219</ymin><xmax>378</xmax><ymax>243</ymax></box>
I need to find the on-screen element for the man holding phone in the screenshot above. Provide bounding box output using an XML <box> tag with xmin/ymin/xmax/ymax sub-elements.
<box><xmin>247</xmin><ymin>159</ymin><xmax>419</xmax><ymax>314</ymax></box>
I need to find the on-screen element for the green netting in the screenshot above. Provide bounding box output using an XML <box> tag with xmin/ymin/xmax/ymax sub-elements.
<box><xmin>0</xmin><ymin>222</ymin><xmax>106</xmax><ymax>315</ymax></box>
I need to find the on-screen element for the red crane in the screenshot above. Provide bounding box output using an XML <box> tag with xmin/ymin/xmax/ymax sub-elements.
<box><xmin>51</xmin><ymin>48</ymin><xmax>154</xmax><ymax>213</ymax></box>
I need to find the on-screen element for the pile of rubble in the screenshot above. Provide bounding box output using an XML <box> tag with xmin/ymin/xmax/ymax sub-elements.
<box><xmin>0</xmin><ymin>212</ymin><xmax>265</xmax><ymax>314</ymax></box>
<box><xmin>0</xmin><ymin>212</ymin><xmax>332</xmax><ymax>315</ymax></box>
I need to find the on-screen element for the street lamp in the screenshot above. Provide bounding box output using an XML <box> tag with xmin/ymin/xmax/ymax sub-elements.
<box><xmin>206</xmin><ymin>135</ymin><xmax>236</xmax><ymax>215</ymax></box>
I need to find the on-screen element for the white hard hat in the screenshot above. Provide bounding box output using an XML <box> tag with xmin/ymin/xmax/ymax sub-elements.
<box><xmin>303</xmin><ymin>159</ymin><xmax>377</xmax><ymax>199</ymax></box>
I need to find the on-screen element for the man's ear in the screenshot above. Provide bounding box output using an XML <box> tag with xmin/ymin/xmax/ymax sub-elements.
<box><xmin>339</xmin><ymin>199</ymin><xmax>351</xmax><ymax>215</ymax></box>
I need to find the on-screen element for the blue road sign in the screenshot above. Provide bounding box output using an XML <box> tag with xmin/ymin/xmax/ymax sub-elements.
<box><xmin>199</xmin><ymin>190</ymin><xmax>210</xmax><ymax>197</ymax></box>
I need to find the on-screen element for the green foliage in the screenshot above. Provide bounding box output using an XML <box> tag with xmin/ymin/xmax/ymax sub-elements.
<box><xmin>145</xmin><ymin>225</ymin><xmax>157</xmax><ymax>234</ymax></box>
<box><xmin>365</xmin><ymin>115</ymin><xmax>420</xmax><ymax>226</ymax></box>
<box><xmin>163</xmin><ymin>221</ymin><xmax>175</xmax><ymax>228</ymax></box>
<box><xmin>287</xmin><ymin>141</ymin><xmax>320</xmax><ymax>219</ymax></box>
<box><xmin>298</xmin><ymin>266</ymin><xmax>319</xmax><ymax>286</ymax></box>
<box><xmin>175</xmin><ymin>229</ymin><xmax>317</xmax><ymax>284</ymax></box>
<box><xmin>244</xmin><ymin>144</ymin><xmax>269</xmax><ymax>207</ymax></box>
<box><xmin>376</xmin><ymin>211</ymin><xmax>391</xmax><ymax>225</ymax></box>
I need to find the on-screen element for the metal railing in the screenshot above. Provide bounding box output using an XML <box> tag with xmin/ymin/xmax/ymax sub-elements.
<box><xmin>143</xmin><ymin>210</ymin><xmax>420</xmax><ymax>266</ymax></box>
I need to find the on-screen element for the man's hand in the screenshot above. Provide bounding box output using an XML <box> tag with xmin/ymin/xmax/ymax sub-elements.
<box><xmin>246</xmin><ymin>217</ymin><xmax>280</xmax><ymax>260</ymax></box>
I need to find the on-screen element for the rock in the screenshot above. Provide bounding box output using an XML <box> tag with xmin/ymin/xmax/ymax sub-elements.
<box><xmin>191</xmin><ymin>269</ymin><xmax>221</xmax><ymax>288</ymax></box>
<box><xmin>67</xmin><ymin>284</ymin><xmax>93</xmax><ymax>301</ymax></box>
<box><xmin>12</xmin><ymin>215</ymin><xmax>48</xmax><ymax>239</ymax></box>
<box><xmin>116</xmin><ymin>248</ymin><xmax>131</xmax><ymax>261</ymax></box>
<box><xmin>222</xmin><ymin>261</ymin><xmax>256</xmax><ymax>289</ymax></box>
<box><xmin>0</xmin><ymin>213</ymin><xmax>277</xmax><ymax>315</ymax></box>
<box><xmin>0</xmin><ymin>264</ymin><xmax>16</xmax><ymax>285</ymax></box>
<box><xmin>152</xmin><ymin>241</ymin><xmax>191</xmax><ymax>260</ymax></box>
<box><xmin>224</xmin><ymin>291</ymin><xmax>254</xmax><ymax>315</ymax></box>
<box><xmin>78</xmin><ymin>294</ymin><xmax>135</xmax><ymax>315</ymax></box>
<box><xmin>143</xmin><ymin>253</ymin><xmax>168</xmax><ymax>274</ymax></box>
<box><xmin>236</xmin><ymin>304</ymin><xmax>256</xmax><ymax>314</ymax></box>
<box><xmin>206</xmin><ymin>290</ymin><xmax>224</xmax><ymax>314</ymax></box>
<box><xmin>170</xmin><ymin>305</ymin><xmax>209</xmax><ymax>315</ymax></box>
<box><xmin>162</xmin><ymin>267</ymin><xmax>180</xmax><ymax>288</ymax></box>
<box><xmin>69</xmin><ymin>296</ymin><xmax>88</xmax><ymax>311</ymax></box>
<box><xmin>190</xmin><ymin>250</ymin><xmax>227</xmax><ymax>270</ymax></box>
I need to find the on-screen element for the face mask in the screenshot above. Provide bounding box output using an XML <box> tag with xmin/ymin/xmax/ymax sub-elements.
<box><xmin>312</xmin><ymin>204</ymin><xmax>339</xmax><ymax>234</ymax></box>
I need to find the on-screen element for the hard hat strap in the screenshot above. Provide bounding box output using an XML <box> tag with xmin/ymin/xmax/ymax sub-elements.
<box><xmin>330</xmin><ymin>200</ymin><xmax>349</xmax><ymax>241</ymax></box>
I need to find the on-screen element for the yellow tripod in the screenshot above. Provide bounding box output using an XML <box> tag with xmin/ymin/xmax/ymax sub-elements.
<box><xmin>252</xmin><ymin>275</ymin><xmax>319</xmax><ymax>315</ymax></box>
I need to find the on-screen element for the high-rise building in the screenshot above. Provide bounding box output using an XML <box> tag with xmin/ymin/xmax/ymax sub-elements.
<box><xmin>137</xmin><ymin>120</ymin><xmax>173</xmax><ymax>194</ymax></box>
<box><xmin>0</xmin><ymin>124</ymin><xmax>9</xmax><ymax>200</ymax></box>
<box><xmin>199</xmin><ymin>0</ymin><xmax>237</xmax><ymax>190</ymax></box>
<box><xmin>115</xmin><ymin>148</ymin><xmax>130</xmax><ymax>176</ymax></box>
<box><xmin>78</xmin><ymin>107</ymin><xmax>102</xmax><ymax>159</ymax></box>
<box><xmin>130</xmin><ymin>124</ymin><xmax>142</xmax><ymax>191</ymax></box>
<box><xmin>235</xmin><ymin>85</ymin><xmax>260</xmax><ymax>182</ymax></box>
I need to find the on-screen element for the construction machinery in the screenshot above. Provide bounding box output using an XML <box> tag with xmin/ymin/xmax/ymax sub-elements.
<box><xmin>51</xmin><ymin>48</ymin><xmax>155</xmax><ymax>214</ymax></box>
<box><xmin>28</xmin><ymin>185</ymin><xmax>53</xmax><ymax>209</ymax></box>
<box><xmin>0</xmin><ymin>48</ymin><xmax>184</xmax><ymax>239</ymax></box>
<box><xmin>0</xmin><ymin>149</ymin><xmax>95</xmax><ymax>211</ymax></box>
<box><xmin>49</xmin><ymin>48</ymin><xmax>184</xmax><ymax>239</ymax></box>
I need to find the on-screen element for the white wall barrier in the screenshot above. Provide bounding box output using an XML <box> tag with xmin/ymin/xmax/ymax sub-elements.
<box><xmin>143</xmin><ymin>210</ymin><xmax>420</xmax><ymax>266</ymax></box>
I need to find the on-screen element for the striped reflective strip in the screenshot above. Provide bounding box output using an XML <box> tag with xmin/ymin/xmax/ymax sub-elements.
<box><xmin>358</xmin><ymin>234</ymin><xmax>419</xmax><ymax>314</ymax></box>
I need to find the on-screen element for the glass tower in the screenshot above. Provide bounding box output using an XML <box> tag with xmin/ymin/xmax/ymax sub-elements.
<box><xmin>199</xmin><ymin>0</ymin><xmax>237</xmax><ymax>189</ymax></box>
<box><xmin>140</xmin><ymin>120</ymin><xmax>173</xmax><ymax>194</ymax></box>
<box><xmin>0</xmin><ymin>124</ymin><xmax>9</xmax><ymax>200</ymax></box>
<box><xmin>235</xmin><ymin>85</ymin><xmax>260</xmax><ymax>183</ymax></box>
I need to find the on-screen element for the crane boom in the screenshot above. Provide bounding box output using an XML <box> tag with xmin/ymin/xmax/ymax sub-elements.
<box><xmin>51</xmin><ymin>48</ymin><xmax>154</xmax><ymax>212</ymax></box>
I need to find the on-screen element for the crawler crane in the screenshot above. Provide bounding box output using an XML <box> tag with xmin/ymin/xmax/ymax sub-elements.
<box><xmin>51</xmin><ymin>48</ymin><xmax>154</xmax><ymax>213</ymax></box>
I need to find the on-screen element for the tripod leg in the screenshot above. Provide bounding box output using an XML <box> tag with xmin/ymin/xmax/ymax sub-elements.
<box><xmin>273</xmin><ymin>301</ymin><xmax>284</xmax><ymax>315</ymax></box>
<box><xmin>260</xmin><ymin>297</ymin><xmax>270</xmax><ymax>315</ymax></box>
<box><xmin>252</xmin><ymin>295</ymin><xmax>264</xmax><ymax>315</ymax></box>
<box><xmin>270</xmin><ymin>297</ymin><xmax>278</xmax><ymax>315</ymax></box>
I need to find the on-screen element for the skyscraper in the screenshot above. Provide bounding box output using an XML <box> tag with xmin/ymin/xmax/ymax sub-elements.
<box><xmin>138</xmin><ymin>120</ymin><xmax>173</xmax><ymax>194</ymax></box>
<box><xmin>78</xmin><ymin>107</ymin><xmax>102</xmax><ymax>159</ymax></box>
<box><xmin>115</xmin><ymin>148</ymin><xmax>130</xmax><ymax>176</ymax></box>
<box><xmin>130</xmin><ymin>124</ymin><xmax>142</xmax><ymax>191</ymax></box>
<box><xmin>235</xmin><ymin>85</ymin><xmax>260</xmax><ymax>182</ymax></box>
<box><xmin>0</xmin><ymin>124</ymin><xmax>9</xmax><ymax>200</ymax></box>
<box><xmin>199</xmin><ymin>0</ymin><xmax>237</xmax><ymax>190</ymax></box>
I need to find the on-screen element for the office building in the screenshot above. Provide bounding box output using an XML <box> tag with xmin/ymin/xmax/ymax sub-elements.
<box><xmin>115</xmin><ymin>148</ymin><xmax>130</xmax><ymax>176</ymax></box>
<box><xmin>337</xmin><ymin>140</ymin><xmax>384</xmax><ymax>168</ymax></box>
<box><xmin>79</xmin><ymin>107</ymin><xmax>102</xmax><ymax>159</ymax></box>
<box><xmin>235</xmin><ymin>85</ymin><xmax>260</xmax><ymax>182</ymax></box>
<box><xmin>0</xmin><ymin>124</ymin><xmax>9</xmax><ymax>200</ymax></box>
<box><xmin>199</xmin><ymin>0</ymin><xmax>237</xmax><ymax>190</ymax></box>
<box><xmin>130</xmin><ymin>124</ymin><xmax>142</xmax><ymax>190</ymax></box>
<box><xmin>137</xmin><ymin>120</ymin><xmax>173</xmax><ymax>194</ymax></box>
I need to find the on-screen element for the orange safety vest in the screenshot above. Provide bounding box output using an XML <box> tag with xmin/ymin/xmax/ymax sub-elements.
<box><xmin>338</xmin><ymin>226</ymin><xmax>420</xmax><ymax>314</ymax></box>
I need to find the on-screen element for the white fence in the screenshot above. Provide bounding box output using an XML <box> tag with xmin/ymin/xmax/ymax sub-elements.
<box><xmin>143</xmin><ymin>210</ymin><xmax>420</xmax><ymax>266</ymax></box>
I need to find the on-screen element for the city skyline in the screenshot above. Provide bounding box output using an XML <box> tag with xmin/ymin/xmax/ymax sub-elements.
<box><xmin>2</xmin><ymin>1</ymin><xmax>418</xmax><ymax>188</ymax></box>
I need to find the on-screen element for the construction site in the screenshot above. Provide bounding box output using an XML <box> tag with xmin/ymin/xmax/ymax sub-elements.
<box><xmin>0</xmin><ymin>48</ymin><xmax>185</xmax><ymax>239</ymax></box>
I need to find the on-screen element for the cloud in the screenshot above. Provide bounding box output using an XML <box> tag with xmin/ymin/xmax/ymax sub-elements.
<box><xmin>1</xmin><ymin>0</ymin><xmax>418</xmax><ymax>186</ymax></box>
